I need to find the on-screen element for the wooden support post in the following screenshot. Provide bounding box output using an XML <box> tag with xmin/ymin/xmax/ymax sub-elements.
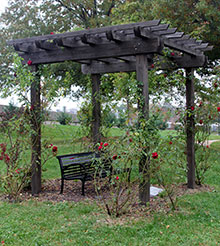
<box><xmin>136</xmin><ymin>55</ymin><xmax>150</xmax><ymax>204</ymax></box>
<box><xmin>91</xmin><ymin>74</ymin><xmax>101</xmax><ymax>144</ymax></box>
<box><xmin>30</xmin><ymin>65</ymin><xmax>42</xmax><ymax>195</ymax></box>
<box><xmin>185</xmin><ymin>68</ymin><xmax>195</xmax><ymax>189</ymax></box>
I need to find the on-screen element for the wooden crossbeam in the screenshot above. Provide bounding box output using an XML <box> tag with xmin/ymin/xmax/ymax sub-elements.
<box><xmin>186</xmin><ymin>41</ymin><xmax>203</xmax><ymax>47</ymax></box>
<box><xmin>156</xmin><ymin>28</ymin><xmax>177</xmax><ymax>36</ymax></box>
<box><xmin>163</xmin><ymin>38</ymin><xmax>202</xmax><ymax>56</ymax></box>
<box><xmin>170</xmin><ymin>54</ymin><xmax>206</xmax><ymax>68</ymax></box>
<box><xmin>77</xmin><ymin>60</ymin><xmax>91</xmax><ymax>64</ymax></box>
<box><xmin>106</xmin><ymin>30</ymin><xmax>127</xmax><ymax>42</ymax></box>
<box><xmin>175</xmin><ymin>35</ymin><xmax>191</xmax><ymax>43</ymax></box>
<box><xmin>176</xmin><ymin>38</ymin><xmax>196</xmax><ymax>44</ymax></box>
<box><xmin>82</xmin><ymin>61</ymin><xmax>136</xmax><ymax>74</ymax></box>
<box><xmin>188</xmin><ymin>43</ymin><xmax>208</xmax><ymax>50</ymax></box>
<box><xmin>134</xmin><ymin>26</ymin><xmax>154</xmax><ymax>39</ymax></box>
<box><xmin>116</xmin><ymin>56</ymin><xmax>136</xmax><ymax>62</ymax></box>
<box><xmin>150</xmin><ymin>24</ymin><xmax>169</xmax><ymax>31</ymax></box>
<box><xmin>201</xmin><ymin>46</ymin><xmax>213</xmax><ymax>52</ymax></box>
<box><xmin>20</xmin><ymin>37</ymin><xmax>163</xmax><ymax>65</ymax></box>
<box><xmin>54</xmin><ymin>37</ymin><xmax>82</xmax><ymax>48</ymax></box>
<box><xmin>8</xmin><ymin>19</ymin><xmax>209</xmax><ymax>66</ymax></box>
<box><xmin>81</xmin><ymin>34</ymin><xmax>101</xmax><ymax>45</ymax></box>
<box><xmin>81</xmin><ymin>54</ymin><xmax>207</xmax><ymax>74</ymax></box>
<box><xmin>134</xmin><ymin>26</ymin><xmax>201</xmax><ymax>56</ymax></box>
<box><xmin>35</xmin><ymin>40</ymin><xmax>58</xmax><ymax>50</ymax></box>
<box><xmin>165</xmin><ymin>32</ymin><xmax>184</xmax><ymax>39</ymax></box>
<box><xmin>13</xmin><ymin>43</ymin><xmax>34</xmax><ymax>53</ymax></box>
<box><xmin>7</xmin><ymin>20</ymin><xmax>161</xmax><ymax>45</ymax></box>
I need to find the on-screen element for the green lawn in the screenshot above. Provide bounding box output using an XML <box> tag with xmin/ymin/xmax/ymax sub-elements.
<box><xmin>209</xmin><ymin>133</ymin><xmax>220</xmax><ymax>140</ymax></box>
<box><xmin>1</xmin><ymin>125</ymin><xmax>220</xmax><ymax>245</ymax></box>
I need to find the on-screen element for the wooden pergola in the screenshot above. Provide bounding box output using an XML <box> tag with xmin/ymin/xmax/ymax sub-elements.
<box><xmin>7</xmin><ymin>20</ymin><xmax>212</xmax><ymax>203</ymax></box>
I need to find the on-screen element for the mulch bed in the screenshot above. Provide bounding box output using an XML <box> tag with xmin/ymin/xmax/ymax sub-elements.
<box><xmin>0</xmin><ymin>179</ymin><xmax>213</xmax><ymax>221</ymax></box>
<box><xmin>1</xmin><ymin>178</ymin><xmax>213</xmax><ymax>203</ymax></box>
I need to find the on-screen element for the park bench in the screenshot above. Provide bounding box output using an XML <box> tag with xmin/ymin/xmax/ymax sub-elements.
<box><xmin>56</xmin><ymin>152</ymin><xmax>112</xmax><ymax>196</ymax></box>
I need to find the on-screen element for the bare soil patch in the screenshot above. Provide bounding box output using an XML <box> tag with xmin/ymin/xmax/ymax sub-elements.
<box><xmin>1</xmin><ymin>179</ymin><xmax>213</xmax><ymax>204</ymax></box>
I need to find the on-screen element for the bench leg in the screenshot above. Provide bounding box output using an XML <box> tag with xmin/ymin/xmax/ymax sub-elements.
<box><xmin>81</xmin><ymin>179</ymin><xmax>85</xmax><ymax>196</ymax></box>
<box><xmin>60</xmin><ymin>178</ymin><xmax>64</xmax><ymax>194</ymax></box>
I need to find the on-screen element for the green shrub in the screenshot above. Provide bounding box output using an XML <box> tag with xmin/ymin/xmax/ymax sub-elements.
<box><xmin>57</xmin><ymin>112</ymin><xmax>72</xmax><ymax>125</ymax></box>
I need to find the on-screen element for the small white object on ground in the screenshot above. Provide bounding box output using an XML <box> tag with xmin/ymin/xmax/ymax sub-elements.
<box><xmin>150</xmin><ymin>186</ymin><xmax>163</xmax><ymax>197</ymax></box>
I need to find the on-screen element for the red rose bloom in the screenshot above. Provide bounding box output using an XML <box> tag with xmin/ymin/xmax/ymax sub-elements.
<box><xmin>164</xmin><ymin>73</ymin><xmax>167</xmax><ymax>78</ymax></box>
<box><xmin>50</xmin><ymin>32</ymin><xmax>54</xmax><ymax>35</ymax></box>
<box><xmin>98</xmin><ymin>146</ymin><xmax>102</xmax><ymax>151</ymax></box>
<box><xmin>116</xmin><ymin>176</ymin><xmax>119</xmax><ymax>180</ymax></box>
<box><xmin>52</xmin><ymin>146</ymin><xmax>58</xmax><ymax>152</ymax></box>
<box><xmin>30</xmin><ymin>105</ymin><xmax>34</xmax><ymax>111</ymax></box>
<box><xmin>151</xmin><ymin>64</ymin><xmax>155</xmax><ymax>68</ymax></box>
<box><xmin>0</xmin><ymin>155</ymin><xmax>3</xmax><ymax>160</ymax></box>
<box><xmin>5</xmin><ymin>154</ymin><xmax>10</xmax><ymax>163</ymax></box>
<box><xmin>217</xmin><ymin>107</ymin><xmax>220</xmax><ymax>112</ymax></box>
<box><xmin>214</xmin><ymin>83</ymin><xmax>217</xmax><ymax>88</ymax></box>
<box><xmin>27</xmin><ymin>60</ymin><xmax>32</xmax><ymax>66</ymax></box>
<box><xmin>129</xmin><ymin>138</ymin><xmax>132</xmax><ymax>142</ymax></box>
<box><xmin>15</xmin><ymin>169</ymin><xmax>20</xmax><ymax>174</ymax></box>
<box><xmin>206</xmin><ymin>145</ymin><xmax>209</xmax><ymax>148</ymax></box>
<box><xmin>169</xmin><ymin>141</ymin><xmax>172</xmax><ymax>145</ymax></box>
<box><xmin>199</xmin><ymin>102</ymin><xmax>202</xmax><ymax>107</ymax></box>
<box><xmin>104</xmin><ymin>143</ymin><xmax>108</xmax><ymax>147</ymax></box>
<box><xmin>152</xmin><ymin>152</ymin><xmax>158</xmax><ymax>159</ymax></box>
<box><xmin>191</xmin><ymin>106</ymin><xmax>195</xmax><ymax>111</ymax></box>
<box><xmin>112</xmin><ymin>155</ymin><xmax>117</xmax><ymax>160</ymax></box>
<box><xmin>100</xmin><ymin>142</ymin><xmax>103</xmax><ymax>146</ymax></box>
<box><xmin>171</xmin><ymin>52</ymin><xmax>175</xmax><ymax>56</ymax></box>
<box><xmin>199</xmin><ymin>120</ymin><xmax>203</xmax><ymax>124</ymax></box>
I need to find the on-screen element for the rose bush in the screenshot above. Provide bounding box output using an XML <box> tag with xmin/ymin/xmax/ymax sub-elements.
<box><xmin>0</xmin><ymin>108</ymin><xmax>57</xmax><ymax>201</ymax></box>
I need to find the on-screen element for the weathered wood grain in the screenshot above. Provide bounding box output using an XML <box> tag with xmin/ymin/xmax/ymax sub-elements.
<box><xmin>20</xmin><ymin>37</ymin><xmax>163</xmax><ymax>65</ymax></box>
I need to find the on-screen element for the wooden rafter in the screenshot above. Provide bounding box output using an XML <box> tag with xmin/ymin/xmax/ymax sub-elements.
<box><xmin>7</xmin><ymin>19</ymin><xmax>212</xmax><ymax>73</ymax></box>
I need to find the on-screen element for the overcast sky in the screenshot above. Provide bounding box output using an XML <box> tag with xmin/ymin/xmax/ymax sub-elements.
<box><xmin>0</xmin><ymin>0</ymin><xmax>8</xmax><ymax>13</ymax></box>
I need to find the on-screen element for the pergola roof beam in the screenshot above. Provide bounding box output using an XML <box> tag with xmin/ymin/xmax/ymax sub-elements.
<box><xmin>186</xmin><ymin>41</ymin><xmax>204</xmax><ymax>48</ymax></box>
<box><xmin>19</xmin><ymin>37</ymin><xmax>163</xmax><ymax>65</ymax></box>
<box><xmin>175</xmin><ymin>35</ymin><xmax>191</xmax><ymax>43</ymax></box>
<box><xmin>54</xmin><ymin>37</ymin><xmax>84</xmax><ymax>48</ymax></box>
<box><xmin>13</xmin><ymin>43</ymin><xmax>35</xmax><ymax>53</ymax></box>
<box><xmin>35</xmin><ymin>40</ymin><xmax>58</xmax><ymax>51</ymax></box>
<box><xmin>133</xmin><ymin>26</ymin><xmax>201</xmax><ymax>56</ymax></box>
<box><xmin>201</xmin><ymin>46</ymin><xmax>213</xmax><ymax>51</ymax></box>
<box><xmin>81</xmin><ymin>53</ymin><xmax>207</xmax><ymax>74</ymax></box>
<box><xmin>7</xmin><ymin>20</ymin><xmax>212</xmax><ymax>66</ymax></box>
<box><xmin>156</xmin><ymin>28</ymin><xmax>177</xmax><ymax>36</ymax></box>
<box><xmin>176</xmin><ymin>38</ymin><xmax>197</xmax><ymax>44</ymax></box>
<box><xmin>7</xmin><ymin>19</ymin><xmax>161</xmax><ymax>45</ymax></box>
<box><xmin>81</xmin><ymin>34</ymin><xmax>102</xmax><ymax>45</ymax></box>
<box><xmin>150</xmin><ymin>24</ymin><xmax>169</xmax><ymax>31</ymax></box>
<box><xmin>116</xmin><ymin>56</ymin><xmax>136</xmax><ymax>62</ymax></box>
<box><xmin>163</xmin><ymin>38</ymin><xmax>202</xmax><ymax>56</ymax></box>
<box><xmin>165</xmin><ymin>32</ymin><xmax>184</xmax><ymax>39</ymax></box>
<box><xmin>106</xmin><ymin>30</ymin><xmax>127</xmax><ymax>42</ymax></box>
